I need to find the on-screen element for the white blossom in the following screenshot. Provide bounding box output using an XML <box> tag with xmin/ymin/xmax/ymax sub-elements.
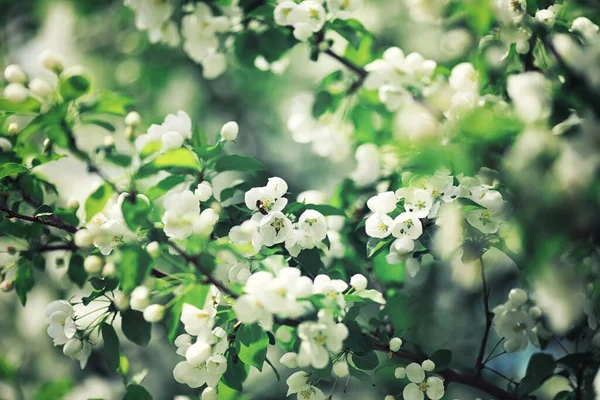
<box><xmin>220</xmin><ymin>121</ymin><xmax>239</xmax><ymax>141</ymax></box>
<box><xmin>296</xmin><ymin>311</ymin><xmax>349</xmax><ymax>369</ymax></box>
<box><xmin>402</xmin><ymin>363</ymin><xmax>445</xmax><ymax>400</ymax></box>
<box><xmin>45</xmin><ymin>300</ymin><xmax>77</xmax><ymax>346</ymax></box>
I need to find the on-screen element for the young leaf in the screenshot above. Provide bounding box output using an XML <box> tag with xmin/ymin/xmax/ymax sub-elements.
<box><xmin>430</xmin><ymin>349</ymin><xmax>452</xmax><ymax>371</ymax></box>
<box><xmin>84</xmin><ymin>182</ymin><xmax>114</xmax><ymax>222</ymax></box>
<box><xmin>366</xmin><ymin>237</ymin><xmax>393</xmax><ymax>258</ymax></box>
<box><xmin>221</xmin><ymin>352</ymin><xmax>250</xmax><ymax>391</ymax></box>
<box><xmin>235</xmin><ymin>324</ymin><xmax>269</xmax><ymax>371</ymax></box>
<box><xmin>137</xmin><ymin>148</ymin><xmax>201</xmax><ymax>178</ymax></box>
<box><xmin>101</xmin><ymin>323</ymin><xmax>120</xmax><ymax>371</ymax></box>
<box><xmin>0</xmin><ymin>162</ymin><xmax>29</xmax><ymax>180</ymax></box>
<box><xmin>121</xmin><ymin>309</ymin><xmax>152</xmax><ymax>347</ymax></box>
<box><xmin>123</xmin><ymin>384</ymin><xmax>153</xmax><ymax>400</ymax></box>
<box><xmin>33</xmin><ymin>379</ymin><xmax>75</xmax><ymax>400</ymax></box>
<box><xmin>352</xmin><ymin>350</ymin><xmax>379</xmax><ymax>370</ymax></box>
<box><xmin>295</xmin><ymin>248</ymin><xmax>325</xmax><ymax>277</ymax></box>
<box><xmin>14</xmin><ymin>258</ymin><xmax>35</xmax><ymax>306</ymax></box>
<box><xmin>145</xmin><ymin>175</ymin><xmax>187</xmax><ymax>201</ymax></box>
<box><xmin>121</xmin><ymin>197</ymin><xmax>151</xmax><ymax>231</ymax></box>
<box><xmin>119</xmin><ymin>245</ymin><xmax>153</xmax><ymax>293</ymax></box>
<box><xmin>517</xmin><ymin>353</ymin><xmax>556</xmax><ymax>396</ymax></box>
<box><xmin>67</xmin><ymin>254</ymin><xmax>87</xmax><ymax>288</ymax></box>
<box><xmin>79</xmin><ymin>91</ymin><xmax>134</xmax><ymax>116</ymax></box>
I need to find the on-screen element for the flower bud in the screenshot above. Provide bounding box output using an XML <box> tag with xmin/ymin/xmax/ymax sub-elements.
<box><xmin>422</xmin><ymin>359</ymin><xmax>435</xmax><ymax>371</ymax></box>
<box><xmin>143</xmin><ymin>304</ymin><xmax>166</xmax><ymax>322</ymax></box>
<box><xmin>147</xmin><ymin>241</ymin><xmax>160</xmax><ymax>258</ymax></box>
<box><xmin>508</xmin><ymin>288</ymin><xmax>528</xmax><ymax>306</ymax></box>
<box><xmin>40</xmin><ymin>49</ymin><xmax>64</xmax><ymax>73</ymax></box>
<box><xmin>220</xmin><ymin>121</ymin><xmax>239</xmax><ymax>141</ymax></box>
<box><xmin>384</xmin><ymin>396</ymin><xmax>395</xmax><ymax>400</ymax></box>
<box><xmin>130</xmin><ymin>286</ymin><xmax>150</xmax><ymax>311</ymax></box>
<box><xmin>332</xmin><ymin>360</ymin><xmax>349</xmax><ymax>377</ymax></box>
<box><xmin>201</xmin><ymin>52</ymin><xmax>227</xmax><ymax>80</ymax></box>
<box><xmin>113</xmin><ymin>291</ymin><xmax>129</xmax><ymax>310</ymax></box>
<box><xmin>4</xmin><ymin>65</ymin><xmax>27</xmax><ymax>84</ymax></box>
<box><xmin>389</xmin><ymin>337</ymin><xmax>402</xmax><ymax>352</ymax></box>
<box><xmin>201</xmin><ymin>387</ymin><xmax>218</xmax><ymax>400</ymax></box>
<box><xmin>4</xmin><ymin>83</ymin><xmax>28</xmax><ymax>103</ymax></box>
<box><xmin>528</xmin><ymin>306</ymin><xmax>542</xmax><ymax>320</ymax></box>
<box><xmin>84</xmin><ymin>255</ymin><xmax>103</xmax><ymax>274</ymax></box>
<box><xmin>0</xmin><ymin>280</ymin><xmax>14</xmax><ymax>292</ymax></box>
<box><xmin>124</xmin><ymin>126</ymin><xmax>134</xmax><ymax>140</ymax></box>
<box><xmin>125</xmin><ymin>111</ymin><xmax>141</xmax><ymax>127</ymax></box>
<box><xmin>394</xmin><ymin>367</ymin><xmax>406</xmax><ymax>379</ymax></box>
<box><xmin>67</xmin><ymin>197</ymin><xmax>80</xmax><ymax>210</ymax></box>
<box><xmin>280</xmin><ymin>352</ymin><xmax>298</xmax><ymax>368</ymax></box>
<box><xmin>74</xmin><ymin>229</ymin><xmax>94</xmax><ymax>247</ymax></box>
<box><xmin>103</xmin><ymin>135</ymin><xmax>115</xmax><ymax>148</ymax></box>
<box><xmin>63</xmin><ymin>338</ymin><xmax>83</xmax><ymax>358</ymax></box>
<box><xmin>275</xmin><ymin>326</ymin><xmax>293</xmax><ymax>343</ymax></box>
<box><xmin>350</xmin><ymin>274</ymin><xmax>368</xmax><ymax>291</ymax></box>
<box><xmin>0</xmin><ymin>137</ymin><xmax>13</xmax><ymax>152</ymax></box>
<box><xmin>195</xmin><ymin>181</ymin><xmax>213</xmax><ymax>202</ymax></box>
<box><xmin>102</xmin><ymin>261</ymin><xmax>116</xmax><ymax>276</ymax></box>
<box><xmin>29</xmin><ymin>77</ymin><xmax>53</xmax><ymax>97</ymax></box>
<box><xmin>7</xmin><ymin>122</ymin><xmax>19</xmax><ymax>135</ymax></box>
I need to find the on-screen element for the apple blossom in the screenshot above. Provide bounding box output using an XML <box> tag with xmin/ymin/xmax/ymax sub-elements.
<box><xmin>220</xmin><ymin>121</ymin><xmax>239</xmax><ymax>141</ymax></box>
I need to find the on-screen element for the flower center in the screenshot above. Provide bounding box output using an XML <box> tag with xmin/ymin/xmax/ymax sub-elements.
<box><xmin>315</xmin><ymin>332</ymin><xmax>327</xmax><ymax>346</ymax></box>
<box><xmin>513</xmin><ymin>321</ymin><xmax>526</xmax><ymax>333</ymax></box>
<box><xmin>479</xmin><ymin>209</ymin><xmax>492</xmax><ymax>226</ymax></box>
<box><xmin>415</xmin><ymin>200</ymin><xmax>427</xmax><ymax>209</ymax></box>
<box><xmin>376</xmin><ymin>222</ymin><xmax>388</xmax><ymax>232</ymax></box>
<box><xmin>305</xmin><ymin>218</ymin><xmax>318</xmax><ymax>226</ymax></box>
<box><xmin>419</xmin><ymin>382</ymin><xmax>428</xmax><ymax>392</ymax></box>
<box><xmin>271</xmin><ymin>217</ymin><xmax>285</xmax><ymax>233</ymax></box>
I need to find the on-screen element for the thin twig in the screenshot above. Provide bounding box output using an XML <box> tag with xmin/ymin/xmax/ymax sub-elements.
<box><xmin>475</xmin><ymin>257</ymin><xmax>492</xmax><ymax>377</ymax></box>
<box><xmin>0</xmin><ymin>205</ymin><xmax>78</xmax><ymax>233</ymax></box>
<box><xmin>483</xmin><ymin>366</ymin><xmax>518</xmax><ymax>385</ymax></box>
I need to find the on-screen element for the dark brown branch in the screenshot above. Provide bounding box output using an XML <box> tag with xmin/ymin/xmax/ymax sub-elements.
<box><xmin>475</xmin><ymin>257</ymin><xmax>493</xmax><ymax>377</ymax></box>
<box><xmin>371</xmin><ymin>342</ymin><xmax>519</xmax><ymax>400</ymax></box>
<box><xmin>324</xmin><ymin>49</ymin><xmax>367</xmax><ymax>78</ymax></box>
<box><xmin>167</xmin><ymin>240</ymin><xmax>237</xmax><ymax>298</ymax></box>
<box><xmin>0</xmin><ymin>205</ymin><xmax>78</xmax><ymax>233</ymax></box>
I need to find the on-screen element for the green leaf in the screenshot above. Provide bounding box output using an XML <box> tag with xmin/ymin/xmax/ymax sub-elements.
<box><xmin>31</xmin><ymin>153</ymin><xmax>67</xmax><ymax>167</ymax></box>
<box><xmin>0</xmin><ymin>162</ymin><xmax>29</xmax><ymax>180</ymax></box>
<box><xmin>312</xmin><ymin>91</ymin><xmax>335</xmax><ymax>118</ymax></box>
<box><xmin>352</xmin><ymin>350</ymin><xmax>378</xmax><ymax>370</ymax></box>
<box><xmin>330</xmin><ymin>19</ymin><xmax>366</xmax><ymax>49</ymax></box>
<box><xmin>119</xmin><ymin>245</ymin><xmax>153</xmax><ymax>293</ymax></box>
<box><xmin>235</xmin><ymin>324</ymin><xmax>269</xmax><ymax>371</ymax></box>
<box><xmin>34</xmin><ymin>204</ymin><xmax>53</xmax><ymax>218</ymax></box>
<box><xmin>121</xmin><ymin>309</ymin><xmax>152</xmax><ymax>347</ymax></box>
<box><xmin>67</xmin><ymin>254</ymin><xmax>87</xmax><ymax>288</ymax></box>
<box><xmin>214</xmin><ymin>155</ymin><xmax>265</xmax><ymax>173</ymax></box>
<box><xmin>59</xmin><ymin>73</ymin><xmax>91</xmax><ymax>101</ymax></box>
<box><xmin>84</xmin><ymin>182</ymin><xmax>114</xmax><ymax>222</ymax></box>
<box><xmin>221</xmin><ymin>352</ymin><xmax>250</xmax><ymax>391</ymax></box>
<box><xmin>167</xmin><ymin>284</ymin><xmax>210</xmax><ymax>342</ymax></box>
<box><xmin>14</xmin><ymin>258</ymin><xmax>35</xmax><ymax>305</ymax></box>
<box><xmin>194</xmin><ymin>142</ymin><xmax>224</xmax><ymax>160</ymax></box>
<box><xmin>101</xmin><ymin>323</ymin><xmax>120</xmax><ymax>371</ymax></box>
<box><xmin>367</xmin><ymin>237</ymin><xmax>393</xmax><ymax>258</ymax></box>
<box><xmin>0</xmin><ymin>97</ymin><xmax>42</xmax><ymax>113</ymax></box>
<box><xmin>217</xmin><ymin>381</ymin><xmax>243</xmax><ymax>400</ymax></box>
<box><xmin>517</xmin><ymin>353</ymin><xmax>556</xmax><ymax>396</ymax></box>
<box><xmin>104</xmin><ymin>152</ymin><xmax>132</xmax><ymax>167</ymax></box>
<box><xmin>79</xmin><ymin>91</ymin><xmax>135</xmax><ymax>116</ymax></box>
<box><xmin>33</xmin><ymin>379</ymin><xmax>75</xmax><ymax>400</ymax></box>
<box><xmin>121</xmin><ymin>197</ymin><xmax>151</xmax><ymax>231</ymax></box>
<box><xmin>83</xmin><ymin>118</ymin><xmax>116</xmax><ymax>132</ymax></box>
<box><xmin>0</xmin><ymin>356</ymin><xmax>17</xmax><ymax>381</ymax></box>
<box><xmin>430</xmin><ymin>349</ymin><xmax>452</xmax><ymax>371</ymax></box>
<box><xmin>123</xmin><ymin>384</ymin><xmax>153</xmax><ymax>400</ymax></box>
<box><xmin>287</xmin><ymin>203</ymin><xmax>346</xmax><ymax>217</ymax></box>
<box><xmin>145</xmin><ymin>175</ymin><xmax>187</xmax><ymax>201</ymax></box>
<box><xmin>137</xmin><ymin>148</ymin><xmax>201</xmax><ymax>178</ymax></box>
<box><xmin>295</xmin><ymin>248</ymin><xmax>325</xmax><ymax>276</ymax></box>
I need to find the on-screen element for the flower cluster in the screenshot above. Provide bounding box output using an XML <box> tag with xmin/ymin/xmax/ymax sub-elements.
<box><xmin>162</xmin><ymin>189</ymin><xmax>219</xmax><ymax>240</ymax></box>
<box><xmin>228</xmin><ymin>177</ymin><xmax>329</xmax><ymax>256</ymax></box>
<box><xmin>492</xmin><ymin>288</ymin><xmax>543</xmax><ymax>353</ymax></box>
<box><xmin>74</xmin><ymin>193</ymin><xmax>139</xmax><ymax>255</ymax></box>
<box><xmin>394</xmin><ymin>360</ymin><xmax>445</xmax><ymax>400</ymax></box>
<box><xmin>365</xmin><ymin>169</ymin><xmax>509</xmax><ymax>276</ymax></box>
<box><xmin>45</xmin><ymin>301</ymin><xmax>91</xmax><ymax>369</ymax></box>
<box><xmin>124</xmin><ymin>1</ymin><xmax>239</xmax><ymax>79</ymax></box>
<box><xmin>173</xmin><ymin>289</ymin><xmax>229</xmax><ymax>395</ymax></box>
<box><xmin>135</xmin><ymin>110</ymin><xmax>192</xmax><ymax>154</ymax></box>
<box><xmin>274</xmin><ymin>0</ymin><xmax>362</xmax><ymax>42</ymax></box>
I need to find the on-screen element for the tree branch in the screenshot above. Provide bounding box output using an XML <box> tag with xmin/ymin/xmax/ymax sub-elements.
<box><xmin>167</xmin><ymin>240</ymin><xmax>237</xmax><ymax>298</ymax></box>
<box><xmin>371</xmin><ymin>341</ymin><xmax>519</xmax><ymax>400</ymax></box>
<box><xmin>475</xmin><ymin>257</ymin><xmax>493</xmax><ymax>377</ymax></box>
<box><xmin>0</xmin><ymin>205</ymin><xmax>78</xmax><ymax>234</ymax></box>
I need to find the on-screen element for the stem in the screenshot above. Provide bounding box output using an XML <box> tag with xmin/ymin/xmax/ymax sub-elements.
<box><xmin>483</xmin><ymin>366</ymin><xmax>518</xmax><ymax>385</ymax></box>
<box><xmin>483</xmin><ymin>338</ymin><xmax>504</xmax><ymax>364</ymax></box>
<box><xmin>0</xmin><ymin>205</ymin><xmax>78</xmax><ymax>234</ymax></box>
<box><xmin>475</xmin><ymin>257</ymin><xmax>492</xmax><ymax>377</ymax></box>
<box><xmin>324</xmin><ymin>49</ymin><xmax>367</xmax><ymax>78</ymax></box>
<box><xmin>37</xmin><ymin>242</ymin><xmax>77</xmax><ymax>252</ymax></box>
